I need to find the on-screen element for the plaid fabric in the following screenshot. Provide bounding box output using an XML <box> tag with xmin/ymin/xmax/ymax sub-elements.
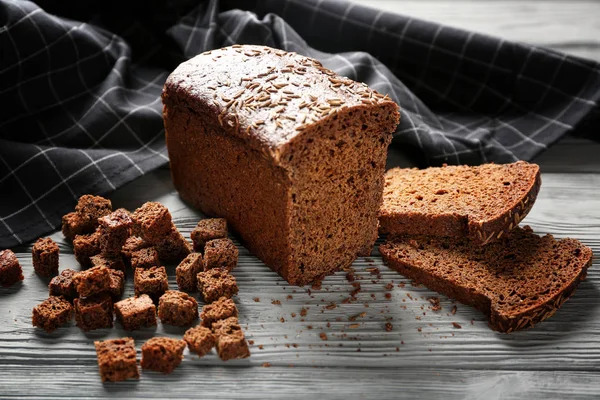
<box><xmin>1</xmin><ymin>0</ymin><xmax>599</xmax><ymax>248</ymax></box>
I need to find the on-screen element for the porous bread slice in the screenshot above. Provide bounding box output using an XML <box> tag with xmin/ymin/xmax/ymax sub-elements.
<box><xmin>380</xmin><ymin>161</ymin><xmax>541</xmax><ymax>245</ymax></box>
<box><xmin>380</xmin><ymin>226</ymin><xmax>592</xmax><ymax>333</ymax></box>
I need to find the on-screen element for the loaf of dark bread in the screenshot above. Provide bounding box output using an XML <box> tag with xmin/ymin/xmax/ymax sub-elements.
<box><xmin>380</xmin><ymin>226</ymin><xmax>592</xmax><ymax>332</ymax></box>
<box><xmin>162</xmin><ymin>45</ymin><xmax>400</xmax><ymax>285</ymax></box>
<box><xmin>380</xmin><ymin>161</ymin><xmax>541</xmax><ymax>245</ymax></box>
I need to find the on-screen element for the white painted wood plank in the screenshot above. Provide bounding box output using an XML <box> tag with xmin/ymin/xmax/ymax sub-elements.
<box><xmin>387</xmin><ymin>136</ymin><xmax>600</xmax><ymax>173</ymax></box>
<box><xmin>351</xmin><ymin>1</ymin><xmax>600</xmax><ymax>61</ymax></box>
<box><xmin>1</xmin><ymin>367</ymin><xmax>600</xmax><ymax>399</ymax></box>
<box><xmin>1</xmin><ymin>170</ymin><xmax>598</xmax><ymax>400</ymax></box>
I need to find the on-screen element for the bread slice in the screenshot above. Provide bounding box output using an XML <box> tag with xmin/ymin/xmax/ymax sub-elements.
<box><xmin>379</xmin><ymin>226</ymin><xmax>592</xmax><ymax>333</ymax></box>
<box><xmin>379</xmin><ymin>161</ymin><xmax>541</xmax><ymax>245</ymax></box>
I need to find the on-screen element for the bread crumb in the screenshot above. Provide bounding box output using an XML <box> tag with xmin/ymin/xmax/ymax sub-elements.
<box><xmin>319</xmin><ymin>333</ymin><xmax>328</xmax><ymax>341</ymax></box>
<box><xmin>428</xmin><ymin>297</ymin><xmax>441</xmax><ymax>311</ymax></box>
<box><xmin>366</xmin><ymin>267</ymin><xmax>379</xmax><ymax>275</ymax></box>
<box><xmin>385</xmin><ymin>283</ymin><xmax>394</xmax><ymax>291</ymax></box>
<box><xmin>300</xmin><ymin>307</ymin><xmax>307</xmax><ymax>317</ymax></box>
<box><xmin>451</xmin><ymin>305</ymin><xmax>457</xmax><ymax>315</ymax></box>
<box><xmin>348</xmin><ymin>312</ymin><xmax>367</xmax><ymax>322</ymax></box>
<box><xmin>262</xmin><ymin>362</ymin><xmax>272</xmax><ymax>367</ymax></box>
<box><xmin>452</xmin><ymin>322</ymin><xmax>462</xmax><ymax>329</ymax></box>
<box><xmin>258</xmin><ymin>345</ymin><xmax>264</xmax><ymax>350</ymax></box>
<box><xmin>253</xmin><ymin>297</ymin><xmax>260</xmax><ymax>302</ymax></box>
<box><xmin>272</xmin><ymin>299</ymin><xmax>281</xmax><ymax>305</ymax></box>
<box><xmin>248</xmin><ymin>340</ymin><xmax>255</xmax><ymax>345</ymax></box>
<box><xmin>385</xmin><ymin>322</ymin><xmax>393</xmax><ymax>332</ymax></box>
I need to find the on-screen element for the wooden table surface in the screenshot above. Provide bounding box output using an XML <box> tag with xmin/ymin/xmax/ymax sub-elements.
<box><xmin>1</xmin><ymin>1</ymin><xmax>599</xmax><ymax>399</ymax></box>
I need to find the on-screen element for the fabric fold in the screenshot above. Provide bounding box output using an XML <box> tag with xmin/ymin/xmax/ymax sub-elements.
<box><xmin>0</xmin><ymin>0</ymin><xmax>598</xmax><ymax>247</ymax></box>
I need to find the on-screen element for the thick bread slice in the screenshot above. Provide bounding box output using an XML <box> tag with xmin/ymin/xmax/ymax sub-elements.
<box><xmin>380</xmin><ymin>226</ymin><xmax>592</xmax><ymax>333</ymax></box>
<box><xmin>380</xmin><ymin>161</ymin><xmax>541</xmax><ymax>245</ymax></box>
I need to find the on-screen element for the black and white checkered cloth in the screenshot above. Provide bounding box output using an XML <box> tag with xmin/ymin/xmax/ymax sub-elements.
<box><xmin>1</xmin><ymin>0</ymin><xmax>599</xmax><ymax>248</ymax></box>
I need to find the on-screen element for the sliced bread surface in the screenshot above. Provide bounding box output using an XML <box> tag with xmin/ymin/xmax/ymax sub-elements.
<box><xmin>379</xmin><ymin>226</ymin><xmax>592</xmax><ymax>333</ymax></box>
<box><xmin>380</xmin><ymin>161</ymin><xmax>541</xmax><ymax>245</ymax></box>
